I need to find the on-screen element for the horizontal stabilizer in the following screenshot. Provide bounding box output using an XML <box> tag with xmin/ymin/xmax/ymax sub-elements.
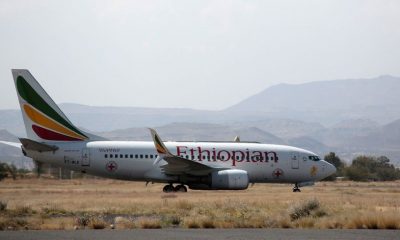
<box><xmin>19</xmin><ymin>138</ymin><xmax>58</xmax><ymax>152</ymax></box>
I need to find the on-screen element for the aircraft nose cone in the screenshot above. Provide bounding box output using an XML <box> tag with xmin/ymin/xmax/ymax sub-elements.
<box><xmin>326</xmin><ymin>162</ymin><xmax>336</xmax><ymax>177</ymax></box>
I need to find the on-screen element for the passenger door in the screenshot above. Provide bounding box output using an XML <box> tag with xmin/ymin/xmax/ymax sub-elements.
<box><xmin>81</xmin><ymin>148</ymin><xmax>90</xmax><ymax>167</ymax></box>
<box><xmin>291</xmin><ymin>152</ymin><xmax>299</xmax><ymax>169</ymax></box>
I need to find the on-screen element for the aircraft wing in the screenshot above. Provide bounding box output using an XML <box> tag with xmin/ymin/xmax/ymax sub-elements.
<box><xmin>149</xmin><ymin>128</ymin><xmax>226</xmax><ymax>176</ymax></box>
<box><xmin>0</xmin><ymin>141</ymin><xmax>22</xmax><ymax>148</ymax></box>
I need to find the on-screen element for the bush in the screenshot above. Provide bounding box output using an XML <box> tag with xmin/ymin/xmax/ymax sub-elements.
<box><xmin>345</xmin><ymin>166</ymin><xmax>370</xmax><ymax>182</ymax></box>
<box><xmin>289</xmin><ymin>199</ymin><xmax>321</xmax><ymax>221</ymax></box>
<box><xmin>75</xmin><ymin>214</ymin><xmax>91</xmax><ymax>228</ymax></box>
<box><xmin>345</xmin><ymin>155</ymin><xmax>400</xmax><ymax>181</ymax></box>
<box><xmin>89</xmin><ymin>217</ymin><xmax>107</xmax><ymax>229</ymax></box>
<box><xmin>0</xmin><ymin>163</ymin><xmax>9</xmax><ymax>181</ymax></box>
<box><xmin>323</xmin><ymin>152</ymin><xmax>345</xmax><ymax>180</ymax></box>
<box><xmin>138</xmin><ymin>217</ymin><xmax>162</xmax><ymax>229</ymax></box>
<box><xmin>0</xmin><ymin>201</ymin><xmax>7</xmax><ymax>211</ymax></box>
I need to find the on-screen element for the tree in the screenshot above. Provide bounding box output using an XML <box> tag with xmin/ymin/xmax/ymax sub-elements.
<box><xmin>324</xmin><ymin>152</ymin><xmax>345</xmax><ymax>170</ymax></box>
<box><xmin>6</xmin><ymin>164</ymin><xmax>17</xmax><ymax>180</ymax></box>
<box><xmin>345</xmin><ymin>165</ymin><xmax>370</xmax><ymax>181</ymax></box>
<box><xmin>323</xmin><ymin>152</ymin><xmax>345</xmax><ymax>181</ymax></box>
<box><xmin>0</xmin><ymin>163</ymin><xmax>9</xmax><ymax>181</ymax></box>
<box><xmin>345</xmin><ymin>155</ymin><xmax>400</xmax><ymax>181</ymax></box>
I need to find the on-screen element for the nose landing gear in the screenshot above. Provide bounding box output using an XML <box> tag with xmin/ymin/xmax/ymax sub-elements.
<box><xmin>293</xmin><ymin>183</ymin><xmax>301</xmax><ymax>192</ymax></box>
<box><xmin>162</xmin><ymin>184</ymin><xmax>188</xmax><ymax>193</ymax></box>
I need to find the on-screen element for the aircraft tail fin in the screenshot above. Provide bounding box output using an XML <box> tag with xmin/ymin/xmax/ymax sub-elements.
<box><xmin>12</xmin><ymin>69</ymin><xmax>104</xmax><ymax>142</ymax></box>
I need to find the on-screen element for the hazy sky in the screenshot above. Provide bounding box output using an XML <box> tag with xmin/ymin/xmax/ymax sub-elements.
<box><xmin>1</xmin><ymin>0</ymin><xmax>399</xmax><ymax>110</ymax></box>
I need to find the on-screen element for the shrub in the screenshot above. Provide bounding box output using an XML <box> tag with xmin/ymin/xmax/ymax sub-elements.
<box><xmin>201</xmin><ymin>219</ymin><xmax>215</xmax><ymax>228</ymax></box>
<box><xmin>0</xmin><ymin>201</ymin><xmax>7</xmax><ymax>211</ymax></box>
<box><xmin>75</xmin><ymin>214</ymin><xmax>91</xmax><ymax>227</ymax></box>
<box><xmin>41</xmin><ymin>206</ymin><xmax>68</xmax><ymax>217</ymax></box>
<box><xmin>89</xmin><ymin>217</ymin><xmax>107</xmax><ymax>229</ymax></box>
<box><xmin>168</xmin><ymin>215</ymin><xmax>181</xmax><ymax>226</ymax></box>
<box><xmin>11</xmin><ymin>205</ymin><xmax>35</xmax><ymax>217</ymax></box>
<box><xmin>289</xmin><ymin>199</ymin><xmax>320</xmax><ymax>221</ymax></box>
<box><xmin>114</xmin><ymin>216</ymin><xmax>135</xmax><ymax>229</ymax></box>
<box><xmin>184</xmin><ymin>218</ymin><xmax>200</xmax><ymax>228</ymax></box>
<box><xmin>138</xmin><ymin>217</ymin><xmax>162</xmax><ymax>229</ymax></box>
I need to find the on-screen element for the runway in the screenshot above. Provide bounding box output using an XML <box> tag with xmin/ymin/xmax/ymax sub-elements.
<box><xmin>0</xmin><ymin>229</ymin><xmax>398</xmax><ymax>240</ymax></box>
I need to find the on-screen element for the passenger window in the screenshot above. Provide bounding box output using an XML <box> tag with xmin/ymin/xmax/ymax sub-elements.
<box><xmin>150</xmin><ymin>155</ymin><xmax>153</xmax><ymax>158</ymax></box>
<box><xmin>140</xmin><ymin>154</ymin><xmax>143</xmax><ymax>159</ymax></box>
<box><xmin>120</xmin><ymin>154</ymin><xmax>123</xmax><ymax>158</ymax></box>
<box><xmin>115</xmin><ymin>155</ymin><xmax>118</xmax><ymax>158</ymax></box>
<box><xmin>105</xmin><ymin>154</ymin><xmax>108</xmax><ymax>158</ymax></box>
<box><xmin>125</xmin><ymin>154</ymin><xmax>128</xmax><ymax>158</ymax></box>
<box><xmin>135</xmin><ymin>154</ymin><xmax>138</xmax><ymax>158</ymax></box>
<box><xmin>110</xmin><ymin>154</ymin><xmax>113</xmax><ymax>158</ymax></box>
<box><xmin>145</xmin><ymin>155</ymin><xmax>148</xmax><ymax>158</ymax></box>
<box><xmin>130</xmin><ymin>154</ymin><xmax>133</xmax><ymax>158</ymax></box>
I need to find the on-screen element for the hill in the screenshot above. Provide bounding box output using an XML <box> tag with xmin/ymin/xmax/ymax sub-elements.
<box><xmin>99</xmin><ymin>123</ymin><xmax>286</xmax><ymax>144</ymax></box>
<box><xmin>228</xmin><ymin>75</ymin><xmax>400</xmax><ymax>125</ymax></box>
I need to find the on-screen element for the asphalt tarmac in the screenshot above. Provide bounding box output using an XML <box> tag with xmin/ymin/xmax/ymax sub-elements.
<box><xmin>0</xmin><ymin>229</ymin><xmax>399</xmax><ymax>240</ymax></box>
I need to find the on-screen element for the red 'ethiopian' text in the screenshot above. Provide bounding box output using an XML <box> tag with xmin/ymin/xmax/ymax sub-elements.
<box><xmin>176</xmin><ymin>146</ymin><xmax>278</xmax><ymax>166</ymax></box>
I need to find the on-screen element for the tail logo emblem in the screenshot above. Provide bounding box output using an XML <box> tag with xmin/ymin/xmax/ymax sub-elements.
<box><xmin>16</xmin><ymin>75</ymin><xmax>87</xmax><ymax>141</ymax></box>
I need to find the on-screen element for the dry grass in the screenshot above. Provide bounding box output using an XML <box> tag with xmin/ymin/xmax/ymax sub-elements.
<box><xmin>0</xmin><ymin>178</ymin><xmax>399</xmax><ymax>230</ymax></box>
<box><xmin>137</xmin><ymin>217</ymin><xmax>162</xmax><ymax>229</ymax></box>
<box><xmin>88</xmin><ymin>217</ymin><xmax>107</xmax><ymax>229</ymax></box>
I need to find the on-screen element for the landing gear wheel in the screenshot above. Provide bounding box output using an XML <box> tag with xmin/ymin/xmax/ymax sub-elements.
<box><xmin>293</xmin><ymin>183</ymin><xmax>301</xmax><ymax>192</ymax></box>
<box><xmin>174</xmin><ymin>185</ymin><xmax>187</xmax><ymax>192</ymax></box>
<box><xmin>163</xmin><ymin>184</ymin><xmax>174</xmax><ymax>193</ymax></box>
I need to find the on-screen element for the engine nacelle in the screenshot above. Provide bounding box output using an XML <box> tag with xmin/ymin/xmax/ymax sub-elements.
<box><xmin>211</xmin><ymin>169</ymin><xmax>249</xmax><ymax>190</ymax></box>
<box><xmin>187</xmin><ymin>169</ymin><xmax>249</xmax><ymax>190</ymax></box>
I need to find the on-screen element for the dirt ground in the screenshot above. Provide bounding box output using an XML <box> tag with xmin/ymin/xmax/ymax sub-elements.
<box><xmin>0</xmin><ymin>178</ymin><xmax>399</xmax><ymax>230</ymax></box>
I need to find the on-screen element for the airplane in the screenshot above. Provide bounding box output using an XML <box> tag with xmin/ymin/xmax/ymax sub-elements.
<box><xmin>2</xmin><ymin>69</ymin><xmax>336</xmax><ymax>193</ymax></box>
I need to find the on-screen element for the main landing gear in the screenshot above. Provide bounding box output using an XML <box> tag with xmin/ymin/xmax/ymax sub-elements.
<box><xmin>293</xmin><ymin>183</ymin><xmax>301</xmax><ymax>192</ymax></box>
<box><xmin>162</xmin><ymin>184</ymin><xmax>188</xmax><ymax>193</ymax></box>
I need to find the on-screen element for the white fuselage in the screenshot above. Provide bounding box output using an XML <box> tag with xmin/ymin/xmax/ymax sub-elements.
<box><xmin>26</xmin><ymin>140</ymin><xmax>335</xmax><ymax>184</ymax></box>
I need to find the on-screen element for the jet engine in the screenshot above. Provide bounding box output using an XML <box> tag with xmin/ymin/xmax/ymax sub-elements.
<box><xmin>188</xmin><ymin>169</ymin><xmax>249</xmax><ymax>190</ymax></box>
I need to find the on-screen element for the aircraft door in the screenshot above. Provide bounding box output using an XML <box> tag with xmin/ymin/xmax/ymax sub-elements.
<box><xmin>82</xmin><ymin>148</ymin><xmax>90</xmax><ymax>167</ymax></box>
<box><xmin>291</xmin><ymin>152</ymin><xmax>299</xmax><ymax>169</ymax></box>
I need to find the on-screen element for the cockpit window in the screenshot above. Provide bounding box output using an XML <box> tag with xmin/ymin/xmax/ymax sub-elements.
<box><xmin>308</xmin><ymin>156</ymin><xmax>321</xmax><ymax>161</ymax></box>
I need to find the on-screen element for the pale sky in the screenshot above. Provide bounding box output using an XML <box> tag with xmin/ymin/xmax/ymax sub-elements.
<box><xmin>1</xmin><ymin>0</ymin><xmax>399</xmax><ymax>110</ymax></box>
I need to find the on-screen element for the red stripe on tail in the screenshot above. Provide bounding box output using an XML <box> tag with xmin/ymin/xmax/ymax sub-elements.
<box><xmin>32</xmin><ymin>125</ymin><xmax>83</xmax><ymax>141</ymax></box>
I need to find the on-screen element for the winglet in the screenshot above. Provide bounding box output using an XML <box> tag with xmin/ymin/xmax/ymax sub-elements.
<box><xmin>149</xmin><ymin>128</ymin><xmax>172</xmax><ymax>165</ymax></box>
<box><xmin>149</xmin><ymin>128</ymin><xmax>170</xmax><ymax>155</ymax></box>
<box><xmin>234</xmin><ymin>136</ymin><xmax>241</xmax><ymax>142</ymax></box>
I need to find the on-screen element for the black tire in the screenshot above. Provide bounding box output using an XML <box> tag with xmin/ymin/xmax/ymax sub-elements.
<box><xmin>175</xmin><ymin>185</ymin><xmax>187</xmax><ymax>192</ymax></box>
<box><xmin>163</xmin><ymin>185</ymin><xmax>174</xmax><ymax>193</ymax></box>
